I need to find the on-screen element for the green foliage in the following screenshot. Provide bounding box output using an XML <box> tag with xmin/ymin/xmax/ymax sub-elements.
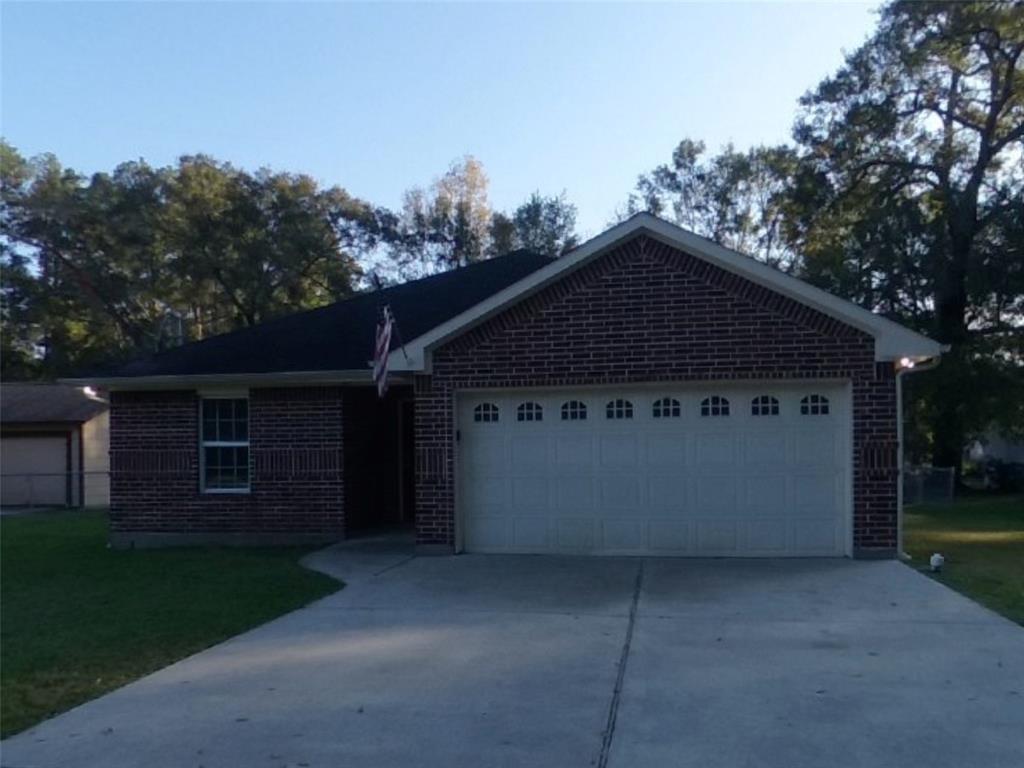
<box><xmin>632</xmin><ymin>1</ymin><xmax>1024</xmax><ymax>469</ymax></box>
<box><xmin>490</xmin><ymin>191</ymin><xmax>578</xmax><ymax>258</ymax></box>
<box><xmin>630</xmin><ymin>140</ymin><xmax>800</xmax><ymax>269</ymax></box>
<box><xmin>0</xmin><ymin>511</ymin><xmax>339</xmax><ymax>736</ymax></box>
<box><xmin>1</xmin><ymin>147</ymin><xmax>381</xmax><ymax>378</ymax></box>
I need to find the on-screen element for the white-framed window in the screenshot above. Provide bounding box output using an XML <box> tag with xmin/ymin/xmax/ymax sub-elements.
<box><xmin>751</xmin><ymin>395</ymin><xmax>780</xmax><ymax>416</ymax></box>
<box><xmin>700</xmin><ymin>396</ymin><xmax>730</xmax><ymax>417</ymax></box>
<box><xmin>800</xmin><ymin>394</ymin><xmax>830</xmax><ymax>415</ymax></box>
<box><xmin>652</xmin><ymin>397</ymin><xmax>681</xmax><ymax>418</ymax></box>
<box><xmin>606</xmin><ymin>399</ymin><xmax>634</xmax><ymax>419</ymax></box>
<box><xmin>561</xmin><ymin>400</ymin><xmax>588</xmax><ymax>421</ymax></box>
<box><xmin>474</xmin><ymin>403</ymin><xmax>500</xmax><ymax>423</ymax></box>
<box><xmin>200</xmin><ymin>397</ymin><xmax>250</xmax><ymax>492</ymax></box>
<box><xmin>517</xmin><ymin>401</ymin><xmax>543</xmax><ymax>422</ymax></box>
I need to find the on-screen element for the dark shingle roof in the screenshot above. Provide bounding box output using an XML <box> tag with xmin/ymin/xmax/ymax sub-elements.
<box><xmin>2</xmin><ymin>383</ymin><xmax>109</xmax><ymax>424</ymax></box>
<box><xmin>106</xmin><ymin>250</ymin><xmax>553</xmax><ymax>378</ymax></box>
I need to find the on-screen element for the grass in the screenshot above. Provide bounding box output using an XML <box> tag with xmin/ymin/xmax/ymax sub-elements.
<box><xmin>904</xmin><ymin>494</ymin><xmax>1024</xmax><ymax>626</ymax></box>
<box><xmin>0</xmin><ymin>511</ymin><xmax>340</xmax><ymax>737</ymax></box>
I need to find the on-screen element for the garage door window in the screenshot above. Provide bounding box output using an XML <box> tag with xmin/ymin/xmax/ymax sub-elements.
<box><xmin>751</xmin><ymin>395</ymin><xmax>780</xmax><ymax>416</ymax></box>
<box><xmin>200</xmin><ymin>398</ymin><xmax>250</xmax><ymax>493</ymax></box>
<box><xmin>652</xmin><ymin>397</ymin><xmax>681</xmax><ymax>418</ymax></box>
<box><xmin>561</xmin><ymin>400</ymin><xmax>588</xmax><ymax>421</ymax></box>
<box><xmin>800</xmin><ymin>394</ymin><xmax>830</xmax><ymax>415</ymax></box>
<box><xmin>606</xmin><ymin>399</ymin><xmax>634</xmax><ymax>419</ymax></box>
<box><xmin>700</xmin><ymin>396</ymin><xmax>730</xmax><ymax>417</ymax></box>
<box><xmin>517</xmin><ymin>402</ymin><xmax>543</xmax><ymax>422</ymax></box>
<box><xmin>474</xmin><ymin>403</ymin><xmax>499</xmax><ymax>423</ymax></box>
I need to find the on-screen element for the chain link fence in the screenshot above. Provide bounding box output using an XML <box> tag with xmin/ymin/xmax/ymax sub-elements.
<box><xmin>1</xmin><ymin>471</ymin><xmax>110</xmax><ymax>511</ymax></box>
<box><xmin>903</xmin><ymin>465</ymin><xmax>956</xmax><ymax>506</ymax></box>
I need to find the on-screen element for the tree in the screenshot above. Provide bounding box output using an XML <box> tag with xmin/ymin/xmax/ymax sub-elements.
<box><xmin>0</xmin><ymin>146</ymin><xmax>378</xmax><ymax>378</ymax></box>
<box><xmin>490</xmin><ymin>191</ymin><xmax>578</xmax><ymax>257</ymax></box>
<box><xmin>795</xmin><ymin>0</ymin><xmax>1024</xmax><ymax>469</ymax></box>
<box><xmin>630</xmin><ymin>140</ymin><xmax>801</xmax><ymax>269</ymax></box>
<box><xmin>394</xmin><ymin>156</ymin><xmax>492</xmax><ymax>273</ymax></box>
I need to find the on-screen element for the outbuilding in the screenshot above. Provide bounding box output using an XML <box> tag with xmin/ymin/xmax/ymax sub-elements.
<box><xmin>1</xmin><ymin>383</ymin><xmax>110</xmax><ymax>508</ymax></box>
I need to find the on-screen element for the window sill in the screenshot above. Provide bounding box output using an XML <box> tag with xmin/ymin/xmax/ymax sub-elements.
<box><xmin>201</xmin><ymin>488</ymin><xmax>251</xmax><ymax>495</ymax></box>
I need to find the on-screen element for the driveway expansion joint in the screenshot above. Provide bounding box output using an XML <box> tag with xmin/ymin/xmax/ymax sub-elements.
<box><xmin>598</xmin><ymin>559</ymin><xmax>645</xmax><ymax>768</ymax></box>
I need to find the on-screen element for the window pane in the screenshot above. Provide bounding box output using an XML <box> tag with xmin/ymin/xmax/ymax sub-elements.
<box><xmin>204</xmin><ymin>442</ymin><xmax>250</xmax><ymax>490</ymax></box>
<box><xmin>201</xmin><ymin>401</ymin><xmax>218</xmax><ymax>441</ymax></box>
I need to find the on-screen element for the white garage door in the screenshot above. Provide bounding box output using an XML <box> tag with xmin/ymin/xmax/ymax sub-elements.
<box><xmin>1</xmin><ymin>435</ymin><xmax>69</xmax><ymax>507</ymax></box>
<box><xmin>458</xmin><ymin>383</ymin><xmax>850</xmax><ymax>556</ymax></box>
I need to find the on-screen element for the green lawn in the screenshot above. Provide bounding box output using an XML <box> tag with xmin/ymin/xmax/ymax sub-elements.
<box><xmin>904</xmin><ymin>494</ymin><xmax>1024</xmax><ymax>625</ymax></box>
<box><xmin>0</xmin><ymin>511</ymin><xmax>340</xmax><ymax>737</ymax></box>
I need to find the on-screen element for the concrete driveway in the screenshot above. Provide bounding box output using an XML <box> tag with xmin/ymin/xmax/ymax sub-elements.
<box><xmin>3</xmin><ymin>541</ymin><xmax>1023</xmax><ymax>768</ymax></box>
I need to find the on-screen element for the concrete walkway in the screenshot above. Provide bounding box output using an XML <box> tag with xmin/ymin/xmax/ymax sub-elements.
<box><xmin>3</xmin><ymin>543</ymin><xmax>1023</xmax><ymax>768</ymax></box>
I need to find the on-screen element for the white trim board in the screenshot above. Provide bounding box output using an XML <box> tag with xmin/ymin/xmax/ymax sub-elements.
<box><xmin>389</xmin><ymin>213</ymin><xmax>944</xmax><ymax>372</ymax></box>
<box><xmin>61</xmin><ymin>369</ymin><xmax>388</xmax><ymax>391</ymax></box>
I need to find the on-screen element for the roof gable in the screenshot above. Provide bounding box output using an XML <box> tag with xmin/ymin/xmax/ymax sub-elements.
<box><xmin>389</xmin><ymin>213</ymin><xmax>943</xmax><ymax>371</ymax></box>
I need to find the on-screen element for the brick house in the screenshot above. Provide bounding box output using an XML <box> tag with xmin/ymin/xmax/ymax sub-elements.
<box><xmin>74</xmin><ymin>214</ymin><xmax>943</xmax><ymax>557</ymax></box>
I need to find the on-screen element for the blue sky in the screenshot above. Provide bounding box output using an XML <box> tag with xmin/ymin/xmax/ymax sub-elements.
<box><xmin>2</xmin><ymin>1</ymin><xmax>877</xmax><ymax>236</ymax></box>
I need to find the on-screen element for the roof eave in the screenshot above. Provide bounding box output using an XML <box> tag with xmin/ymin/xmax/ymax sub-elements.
<box><xmin>60</xmin><ymin>369</ymin><xmax>388</xmax><ymax>391</ymax></box>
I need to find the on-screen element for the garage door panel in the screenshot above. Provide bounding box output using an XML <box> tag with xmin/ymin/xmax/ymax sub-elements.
<box><xmin>793</xmin><ymin>473</ymin><xmax>839</xmax><ymax>513</ymax></box>
<box><xmin>792</xmin><ymin>519</ymin><xmax>840</xmax><ymax>553</ymax></box>
<box><xmin>466</xmin><ymin>438</ymin><xmax>505</xmax><ymax>467</ymax></box>
<box><xmin>696</xmin><ymin>477</ymin><xmax>737</xmax><ymax>511</ymax></box>
<box><xmin>648</xmin><ymin>521</ymin><xmax>689</xmax><ymax>553</ymax></box>
<box><xmin>511</xmin><ymin>477</ymin><xmax>548</xmax><ymax>510</ymax></box>
<box><xmin>795</xmin><ymin>431</ymin><xmax>837</xmax><ymax>466</ymax></box>
<box><xmin>601</xmin><ymin>520</ymin><xmax>645</xmax><ymax>551</ymax></box>
<box><xmin>0</xmin><ymin>435</ymin><xmax>69</xmax><ymax>507</ymax></box>
<box><xmin>599</xmin><ymin>435</ymin><xmax>638</xmax><ymax>468</ymax></box>
<box><xmin>555</xmin><ymin>477</ymin><xmax>593</xmax><ymax>511</ymax></box>
<box><xmin>745</xmin><ymin>520</ymin><xmax>790</xmax><ymax>553</ymax></box>
<box><xmin>465</xmin><ymin>516</ymin><xmax>511</xmax><ymax>551</ymax></box>
<box><xmin>599</xmin><ymin>476</ymin><xmax>641</xmax><ymax>511</ymax></box>
<box><xmin>555</xmin><ymin>436</ymin><xmax>593</xmax><ymax>467</ymax></box>
<box><xmin>464</xmin><ymin>476</ymin><xmax>506</xmax><ymax>514</ymax></box>
<box><xmin>556</xmin><ymin>518</ymin><xmax>596</xmax><ymax>550</ymax></box>
<box><xmin>743</xmin><ymin>475</ymin><xmax>787</xmax><ymax>512</ymax></box>
<box><xmin>696</xmin><ymin>520</ymin><xmax>739</xmax><ymax>554</ymax></box>
<box><xmin>510</xmin><ymin>436</ymin><xmax>548</xmax><ymax>469</ymax></box>
<box><xmin>460</xmin><ymin>384</ymin><xmax>849</xmax><ymax>557</ymax></box>
<box><xmin>694</xmin><ymin>433</ymin><xmax>735</xmax><ymax>468</ymax></box>
<box><xmin>512</xmin><ymin>518</ymin><xmax>551</xmax><ymax>549</ymax></box>
<box><xmin>647</xmin><ymin>475</ymin><xmax>687</xmax><ymax>510</ymax></box>
<box><xmin>744</xmin><ymin>433</ymin><xmax>790</xmax><ymax>467</ymax></box>
<box><xmin>644</xmin><ymin>435</ymin><xmax>686</xmax><ymax>466</ymax></box>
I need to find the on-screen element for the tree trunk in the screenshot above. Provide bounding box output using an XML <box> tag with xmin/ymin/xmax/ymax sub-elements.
<box><xmin>929</xmin><ymin>224</ymin><xmax>972</xmax><ymax>476</ymax></box>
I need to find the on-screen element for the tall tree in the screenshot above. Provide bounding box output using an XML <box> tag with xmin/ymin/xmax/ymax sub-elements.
<box><xmin>489</xmin><ymin>191</ymin><xmax>578</xmax><ymax>257</ymax></box>
<box><xmin>1</xmin><ymin>146</ymin><xmax>378</xmax><ymax>377</ymax></box>
<box><xmin>395</xmin><ymin>156</ymin><xmax>492</xmax><ymax>273</ymax></box>
<box><xmin>630</xmin><ymin>140</ymin><xmax>801</xmax><ymax>269</ymax></box>
<box><xmin>795</xmin><ymin>0</ymin><xmax>1024</xmax><ymax>469</ymax></box>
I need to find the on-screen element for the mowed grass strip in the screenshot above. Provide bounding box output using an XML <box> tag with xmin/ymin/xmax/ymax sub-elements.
<box><xmin>1</xmin><ymin>511</ymin><xmax>340</xmax><ymax>737</ymax></box>
<box><xmin>904</xmin><ymin>494</ymin><xmax>1024</xmax><ymax>626</ymax></box>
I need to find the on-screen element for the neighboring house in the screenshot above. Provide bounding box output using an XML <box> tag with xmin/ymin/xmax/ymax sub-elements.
<box><xmin>71</xmin><ymin>214</ymin><xmax>943</xmax><ymax>557</ymax></box>
<box><xmin>1</xmin><ymin>383</ymin><xmax>110</xmax><ymax>507</ymax></box>
<box><xmin>967</xmin><ymin>432</ymin><xmax>1024</xmax><ymax>465</ymax></box>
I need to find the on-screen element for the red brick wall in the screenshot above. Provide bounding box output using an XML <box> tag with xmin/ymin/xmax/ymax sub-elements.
<box><xmin>109</xmin><ymin>387</ymin><xmax>344</xmax><ymax>543</ymax></box>
<box><xmin>415</xmin><ymin>234</ymin><xmax>899</xmax><ymax>555</ymax></box>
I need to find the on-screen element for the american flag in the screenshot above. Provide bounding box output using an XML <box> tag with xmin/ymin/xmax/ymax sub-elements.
<box><xmin>373</xmin><ymin>305</ymin><xmax>394</xmax><ymax>398</ymax></box>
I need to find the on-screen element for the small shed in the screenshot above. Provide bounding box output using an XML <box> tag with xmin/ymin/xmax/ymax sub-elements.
<box><xmin>1</xmin><ymin>383</ymin><xmax>110</xmax><ymax>507</ymax></box>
